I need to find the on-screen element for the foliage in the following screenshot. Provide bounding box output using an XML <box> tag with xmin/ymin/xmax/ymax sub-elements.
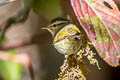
<box><xmin>0</xmin><ymin>0</ymin><xmax>62</xmax><ymax>80</ymax></box>
<box><xmin>0</xmin><ymin>53</ymin><xmax>22</xmax><ymax>80</ymax></box>
<box><xmin>70</xmin><ymin>0</ymin><xmax>120</xmax><ymax>67</ymax></box>
<box><xmin>31</xmin><ymin>0</ymin><xmax>62</xmax><ymax>20</ymax></box>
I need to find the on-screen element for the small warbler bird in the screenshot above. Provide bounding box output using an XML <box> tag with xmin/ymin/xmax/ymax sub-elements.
<box><xmin>41</xmin><ymin>17</ymin><xmax>86</xmax><ymax>55</ymax></box>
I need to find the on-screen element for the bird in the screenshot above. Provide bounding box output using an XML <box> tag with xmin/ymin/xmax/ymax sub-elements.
<box><xmin>41</xmin><ymin>17</ymin><xmax>86</xmax><ymax>56</ymax></box>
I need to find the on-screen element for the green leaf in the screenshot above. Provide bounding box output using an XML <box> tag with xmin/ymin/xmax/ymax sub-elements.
<box><xmin>31</xmin><ymin>0</ymin><xmax>62</xmax><ymax>20</ymax></box>
<box><xmin>0</xmin><ymin>50</ymin><xmax>22</xmax><ymax>80</ymax></box>
<box><xmin>0</xmin><ymin>60</ymin><xmax>22</xmax><ymax>80</ymax></box>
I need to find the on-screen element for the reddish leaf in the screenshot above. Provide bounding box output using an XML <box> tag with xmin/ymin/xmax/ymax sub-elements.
<box><xmin>70</xmin><ymin>0</ymin><xmax>120</xmax><ymax>67</ymax></box>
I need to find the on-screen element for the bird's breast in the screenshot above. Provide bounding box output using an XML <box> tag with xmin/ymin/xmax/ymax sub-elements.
<box><xmin>53</xmin><ymin>36</ymin><xmax>82</xmax><ymax>55</ymax></box>
<box><xmin>53</xmin><ymin>24</ymin><xmax>82</xmax><ymax>55</ymax></box>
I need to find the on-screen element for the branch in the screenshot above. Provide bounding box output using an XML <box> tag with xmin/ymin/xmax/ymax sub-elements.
<box><xmin>0</xmin><ymin>33</ymin><xmax>51</xmax><ymax>50</ymax></box>
<box><xmin>0</xmin><ymin>8</ymin><xmax>30</xmax><ymax>39</ymax></box>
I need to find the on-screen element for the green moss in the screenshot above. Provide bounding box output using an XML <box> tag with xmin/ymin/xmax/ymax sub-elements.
<box><xmin>58</xmin><ymin>40</ymin><xmax>101</xmax><ymax>80</ymax></box>
<box><xmin>58</xmin><ymin>54</ymin><xmax>88</xmax><ymax>80</ymax></box>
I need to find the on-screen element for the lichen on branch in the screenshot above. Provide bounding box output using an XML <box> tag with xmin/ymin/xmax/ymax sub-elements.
<box><xmin>58</xmin><ymin>43</ymin><xmax>100</xmax><ymax>80</ymax></box>
<box><xmin>58</xmin><ymin>54</ymin><xmax>88</xmax><ymax>80</ymax></box>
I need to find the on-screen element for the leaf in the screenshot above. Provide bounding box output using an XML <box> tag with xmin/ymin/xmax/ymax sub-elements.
<box><xmin>31</xmin><ymin>0</ymin><xmax>62</xmax><ymax>20</ymax></box>
<box><xmin>0</xmin><ymin>50</ymin><xmax>22</xmax><ymax>80</ymax></box>
<box><xmin>70</xmin><ymin>0</ymin><xmax>120</xmax><ymax>67</ymax></box>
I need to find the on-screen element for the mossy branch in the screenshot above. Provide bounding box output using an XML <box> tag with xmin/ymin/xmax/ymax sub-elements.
<box><xmin>58</xmin><ymin>43</ymin><xmax>100</xmax><ymax>80</ymax></box>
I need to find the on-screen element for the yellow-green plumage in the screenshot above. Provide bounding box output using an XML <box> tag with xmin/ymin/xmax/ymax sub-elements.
<box><xmin>53</xmin><ymin>24</ymin><xmax>82</xmax><ymax>55</ymax></box>
<box><xmin>44</xmin><ymin>17</ymin><xmax>85</xmax><ymax>55</ymax></box>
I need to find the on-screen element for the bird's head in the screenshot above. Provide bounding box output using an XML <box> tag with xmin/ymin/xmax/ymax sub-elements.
<box><xmin>41</xmin><ymin>17</ymin><xmax>71</xmax><ymax>37</ymax></box>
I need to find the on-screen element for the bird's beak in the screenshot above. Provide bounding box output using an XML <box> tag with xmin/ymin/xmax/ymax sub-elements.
<box><xmin>41</xmin><ymin>27</ymin><xmax>49</xmax><ymax>30</ymax></box>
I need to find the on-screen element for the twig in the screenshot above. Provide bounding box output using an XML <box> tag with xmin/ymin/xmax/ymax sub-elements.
<box><xmin>29</xmin><ymin>63</ymin><xmax>35</xmax><ymax>80</ymax></box>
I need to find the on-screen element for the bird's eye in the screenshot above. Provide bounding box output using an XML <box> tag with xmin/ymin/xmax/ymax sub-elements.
<box><xmin>53</xmin><ymin>24</ymin><xmax>57</xmax><ymax>27</ymax></box>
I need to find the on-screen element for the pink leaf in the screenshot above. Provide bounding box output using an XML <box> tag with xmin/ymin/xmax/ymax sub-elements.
<box><xmin>70</xmin><ymin>0</ymin><xmax>120</xmax><ymax>67</ymax></box>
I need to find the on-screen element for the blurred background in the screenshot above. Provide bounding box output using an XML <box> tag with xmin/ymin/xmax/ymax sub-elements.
<box><xmin>0</xmin><ymin>0</ymin><xmax>120</xmax><ymax>80</ymax></box>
